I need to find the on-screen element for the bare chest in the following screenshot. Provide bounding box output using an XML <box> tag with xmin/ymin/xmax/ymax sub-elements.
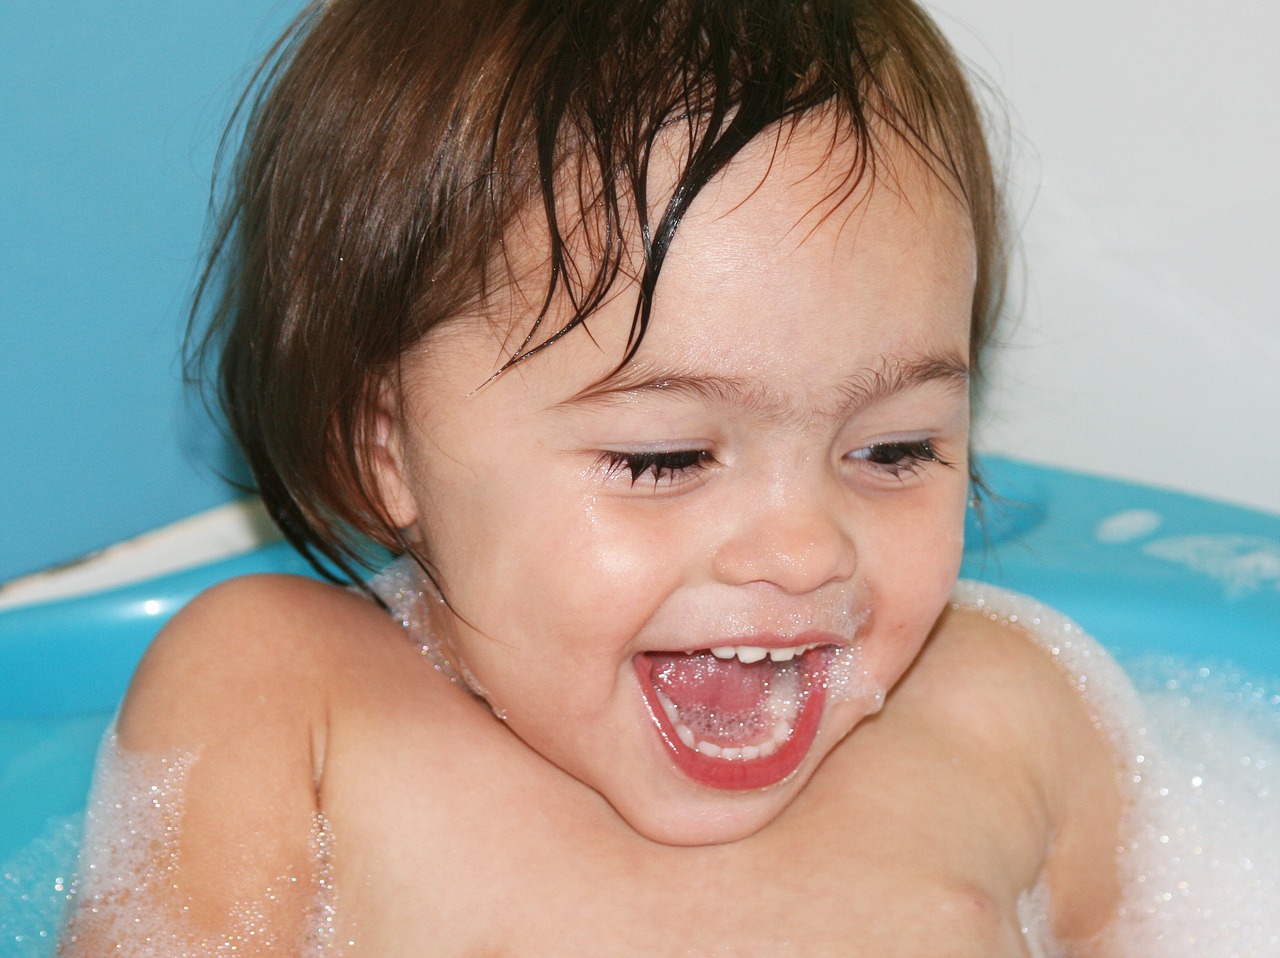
<box><xmin>328</xmin><ymin>746</ymin><xmax>1044</xmax><ymax>957</ymax></box>
<box><xmin>320</xmin><ymin>612</ymin><xmax>1065</xmax><ymax>956</ymax></box>
<box><xmin>342</xmin><ymin>837</ymin><xmax>1033</xmax><ymax>956</ymax></box>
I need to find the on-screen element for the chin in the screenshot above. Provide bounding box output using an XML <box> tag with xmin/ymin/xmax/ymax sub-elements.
<box><xmin>614</xmin><ymin>781</ymin><xmax>803</xmax><ymax>847</ymax></box>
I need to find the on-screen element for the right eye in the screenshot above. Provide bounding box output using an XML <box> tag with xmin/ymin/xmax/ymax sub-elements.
<box><xmin>597</xmin><ymin>449</ymin><xmax>716</xmax><ymax>487</ymax></box>
<box><xmin>846</xmin><ymin>439</ymin><xmax>949</xmax><ymax>481</ymax></box>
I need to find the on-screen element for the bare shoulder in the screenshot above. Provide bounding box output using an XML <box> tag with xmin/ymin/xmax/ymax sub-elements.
<box><xmin>118</xmin><ymin>572</ymin><xmax>394</xmax><ymax>752</ymax></box>
<box><xmin>64</xmin><ymin>574</ymin><xmax>400</xmax><ymax>953</ymax></box>
<box><xmin>113</xmin><ymin>570</ymin><xmax>430</xmax><ymax>825</ymax></box>
<box><xmin>908</xmin><ymin>602</ymin><xmax>1126</xmax><ymax>942</ymax></box>
<box><xmin>911</xmin><ymin>604</ymin><xmax>1100</xmax><ymax>737</ymax></box>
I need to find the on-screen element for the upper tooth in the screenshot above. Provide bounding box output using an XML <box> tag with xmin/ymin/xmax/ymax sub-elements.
<box><xmin>704</xmin><ymin>644</ymin><xmax>817</xmax><ymax>663</ymax></box>
<box><xmin>701</xmin><ymin>648</ymin><xmax>819</xmax><ymax>660</ymax></box>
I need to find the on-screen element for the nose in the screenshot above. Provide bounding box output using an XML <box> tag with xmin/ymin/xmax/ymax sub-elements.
<box><xmin>711</xmin><ymin>485</ymin><xmax>857</xmax><ymax>595</ymax></box>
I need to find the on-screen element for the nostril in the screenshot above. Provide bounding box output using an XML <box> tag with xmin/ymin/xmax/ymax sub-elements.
<box><xmin>711</xmin><ymin>513</ymin><xmax>856</xmax><ymax>594</ymax></box>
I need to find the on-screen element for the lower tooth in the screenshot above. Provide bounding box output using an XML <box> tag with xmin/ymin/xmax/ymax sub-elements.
<box><xmin>678</xmin><ymin>721</ymin><xmax>796</xmax><ymax>761</ymax></box>
<box><xmin>657</xmin><ymin>689</ymin><xmax>680</xmax><ymax>723</ymax></box>
<box><xmin>765</xmin><ymin>669</ymin><xmax>801</xmax><ymax>724</ymax></box>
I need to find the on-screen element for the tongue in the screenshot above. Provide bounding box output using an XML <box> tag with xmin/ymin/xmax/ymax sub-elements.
<box><xmin>646</xmin><ymin>651</ymin><xmax>791</xmax><ymax>746</ymax></box>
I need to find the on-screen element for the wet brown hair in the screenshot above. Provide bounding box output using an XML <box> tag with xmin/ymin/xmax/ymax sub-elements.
<box><xmin>190</xmin><ymin>0</ymin><xmax>1005</xmax><ymax>582</ymax></box>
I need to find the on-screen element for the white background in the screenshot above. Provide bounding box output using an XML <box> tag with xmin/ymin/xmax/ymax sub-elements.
<box><xmin>926</xmin><ymin>0</ymin><xmax>1279</xmax><ymax>513</ymax></box>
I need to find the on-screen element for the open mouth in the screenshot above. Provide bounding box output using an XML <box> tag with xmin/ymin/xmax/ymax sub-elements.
<box><xmin>634</xmin><ymin>640</ymin><xmax>834</xmax><ymax>791</ymax></box>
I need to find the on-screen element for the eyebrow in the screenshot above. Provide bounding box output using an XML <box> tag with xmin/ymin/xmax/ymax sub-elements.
<box><xmin>557</xmin><ymin>352</ymin><xmax>970</xmax><ymax>427</ymax></box>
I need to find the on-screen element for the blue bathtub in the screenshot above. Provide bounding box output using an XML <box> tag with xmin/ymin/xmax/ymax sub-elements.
<box><xmin>3</xmin><ymin>456</ymin><xmax>1278</xmax><ymax>862</ymax></box>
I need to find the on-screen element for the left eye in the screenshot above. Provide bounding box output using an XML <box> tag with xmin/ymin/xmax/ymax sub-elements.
<box><xmin>848</xmin><ymin>439</ymin><xmax>947</xmax><ymax>478</ymax></box>
<box><xmin>598</xmin><ymin>449</ymin><xmax>715</xmax><ymax>486</ymax></box>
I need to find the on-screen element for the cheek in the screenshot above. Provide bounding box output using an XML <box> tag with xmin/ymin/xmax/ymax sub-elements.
<box><xmin>523</xmin><ymin>505</ymin><xmax>705</xmax><ymax>652</ymax></box>
<box><xmin>426</xmin><ymin>479</ymin><xmax>695</xmax><ymax>658</ymax></box>
<box><xmin>860</xmin><ymin>483</ymin><xmax>968</xmax><ymax>665</ymax></box>
<box><xmin>868</xmin><ymin>464</ymin><xmax>966</xmax><ymax>552</ymax></box>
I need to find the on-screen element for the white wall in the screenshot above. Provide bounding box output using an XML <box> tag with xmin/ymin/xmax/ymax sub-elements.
<box><xmin>926</xmin><ymin>0</ymin><xmax>1280</xmax><ymax>514</ymax></box>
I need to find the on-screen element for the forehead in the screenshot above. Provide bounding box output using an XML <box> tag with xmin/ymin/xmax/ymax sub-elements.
<box><xmin>426</xmin><ymin>115</ymin><xmax>976</xmax><ymax>398</ymax></box>
<box><xmin>659</xmin><ymin>117</ymin><xmax>975</xmax><ymax>304</ymax></box>
<box><xmin>615</xmin><ymin>119</ymin><xmax>975</xmax><ymax>366</ymax></box>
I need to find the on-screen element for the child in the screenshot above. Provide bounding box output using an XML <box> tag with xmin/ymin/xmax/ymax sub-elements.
<box><xmin>60</xmin><ymin>0</ymin><xmax>1132</xmax><ymax>953</ymax></box>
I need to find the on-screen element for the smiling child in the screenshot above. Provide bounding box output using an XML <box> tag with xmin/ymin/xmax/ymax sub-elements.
<box><xmin>60</xmin><ymin>0</ymin><xmax>1129</xmax><ymax>954</ymax></box>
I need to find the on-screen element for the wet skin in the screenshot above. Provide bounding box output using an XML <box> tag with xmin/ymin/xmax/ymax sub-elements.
<box><xmin>375</xmin><ymin>120</ymin><xmax>976</xmax><ymax>846</ymax></box>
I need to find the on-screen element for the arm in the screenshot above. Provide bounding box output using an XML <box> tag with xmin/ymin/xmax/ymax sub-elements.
<box><xmin>1032</xmin><ymin>640</ymin><xmax>1128</xmax><ymax>954</ymax></box>
<box><xmin>59</xmin><ymin>576</ymin><xmax>337</xmax><ymax>956</ymax></box>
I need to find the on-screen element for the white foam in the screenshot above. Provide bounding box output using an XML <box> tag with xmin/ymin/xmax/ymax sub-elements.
<box><xmin>820</xmin><ymin>642</ymin><xmax>885</xmax><ymax>713</ymax></box>
<box><xmin>369</xmin><ymin>557</ymin><xmax>494</xmax><ymax>705</ymax></box>
<box><xmin>953</xmin><ymin>581</ymin><xmax>1280</xmax><ymax>956</ymax></box>
<box><xmin>57</xmin><ymin>730</ymin><xmax>349</xmax><ymax>956</ymax></box>
<box><xmin>1099</xmin><ymin>660</ymin><xmax>1280</xmax><ymax>956</ymax></box>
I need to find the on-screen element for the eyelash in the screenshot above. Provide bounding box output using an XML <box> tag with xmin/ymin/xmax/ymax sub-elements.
<box><xmin>849</xmin><ymin>439</ymin><xmax>949</xmax><ymax>478</ymax></box>
<box><xmin>598</xmin><ymin>439</ymin><xmax>946</xmax><ymax>489</ymax></box>
<box><xmin>599</xmin><ymin>449</ymin><xmax>715</xmax><ymax>486</ymax></box>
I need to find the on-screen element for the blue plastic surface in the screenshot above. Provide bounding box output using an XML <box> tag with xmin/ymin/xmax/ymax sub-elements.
<box><xmin>0</xmin><ymin>541</ymin><xmax>322</xmax><ymax>722</ymax></box>
<box><xmin>0</xmin><ymin>0</ymin><xmax>306</xmax><ymax>583</ymax></box>
<box><xmin>960</xmin><ymin>458</ymin><xmax>1280</xmax><ymax>674</ymax></box>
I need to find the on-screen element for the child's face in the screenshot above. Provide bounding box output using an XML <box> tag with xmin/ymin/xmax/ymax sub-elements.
<box><xmin>380</xmin><ymin>120</ymin><xmax>975</xmax><ymax>845</ymax></box>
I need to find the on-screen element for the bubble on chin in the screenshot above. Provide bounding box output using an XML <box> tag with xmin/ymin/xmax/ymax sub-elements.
<box><xmin>821</xmin><ymin>644</ymin><xmax>885</xmax><ymax>715</ymax></box>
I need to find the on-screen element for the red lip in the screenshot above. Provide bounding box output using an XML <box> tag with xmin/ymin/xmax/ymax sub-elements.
<box><xmin>632</xmin><ymin>649</ymin><xmax>829</xmax><ymax>791</ymax></box>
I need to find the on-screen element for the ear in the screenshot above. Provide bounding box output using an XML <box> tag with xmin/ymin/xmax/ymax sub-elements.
<box><xmin>367</xmin><ymin>395</ymin><xmax>420</xmax><ymax>531</ymax></box>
